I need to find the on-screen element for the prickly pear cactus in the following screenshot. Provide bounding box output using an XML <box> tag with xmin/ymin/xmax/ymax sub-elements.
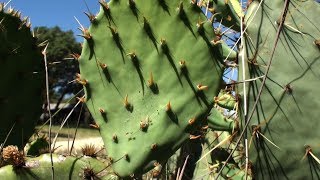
<box><xmin>238</xmin><ymin>0</ymin><xmax>320</xmax><ymax>178</ymax></box>
<box><xmin>0</xmin><ymin>4</ymin><xmax>44</xmax><ymax>148</ymax></box>
<box><xmin>78</xmin><ymin>0</ymin><xmax>237</xmax><ymax>177</ymax></box>
<box><xmin>0</xmin><ymin>150</ymin><xmax>117</xmax><ymax>180</ymax></box>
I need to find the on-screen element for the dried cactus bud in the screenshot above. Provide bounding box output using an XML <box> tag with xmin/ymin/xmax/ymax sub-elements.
<box><xmin>2</xmin><ymin>145</ymin><xmax>25</xmax><ymax>167</ymax></box>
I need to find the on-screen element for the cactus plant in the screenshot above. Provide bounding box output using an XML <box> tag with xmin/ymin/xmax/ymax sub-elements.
<box><xmin>0</xmin><ymin>146</ymin><xmax>117</xmax><ymax>180</ymax></box>
<box><xmin>78</xmin><ymin>0</ymin><xmax>237</xmax><ymax>177</ymax></box>
<box><xmin>0</xmin><ymin>4</ymin><xmax>44</xmax><ymax>148</ymax></box>
<box><xmin>234</xmin><ymin>0</ymin><xmax>320</xmax><ymax>179</ymax></box>
<box><xmin>1</xmin><ymin>0</ymin><xmax>319</xmax><ymax>179</ymax></box>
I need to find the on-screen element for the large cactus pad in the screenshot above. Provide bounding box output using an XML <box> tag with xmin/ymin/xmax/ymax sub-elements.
<box><xmin>79</xmin><ymin>0</ymin><xmax>236</xmax><ymax>177</ymax></box>
<box><xmin>0</xmin><ymin>4</ymin><xmax>44</xmax><ymax>148</ymax></box>
<box><xmin>240</xmin><ymin>0</ymin><xmax>320</xmax><ymax>178</ymax></box>
<box><xmin>0</xmin><ymin>153</ymin><xmax>117</xmax><ymax>180</ymax></box>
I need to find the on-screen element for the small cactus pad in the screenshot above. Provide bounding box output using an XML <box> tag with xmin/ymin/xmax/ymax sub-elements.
<box><xmin>192</xmin><ymin>131</ymin><xmax>250</xmax><ymax>179</ymax></box>
<box><xmin>0</xmin><ymin>5</ymin><xmax>44</xmax><ymax>148</ymax></box>
<box><xmin>240</xmin><ymin>0</ymin><xmax>320</xmax><ymax>178</ymax></box>
<box><xmin>25</xmin><ymin>136</ymin><xmax>49</xmax><ymax>156</ymax></box>
<box><xmin>0</xmin><ymin>153</ymin><xmax>118</xmax><ymax>179</ymax></box>
<box><xmin>79</xmin><ymin>0</ymin><xmax>236</xmax><ymax>177</ymax></box>
<box><xmin>204</xmin><ymin>0</ymin><xmax>243</xmax><ymax>31</ymax></box>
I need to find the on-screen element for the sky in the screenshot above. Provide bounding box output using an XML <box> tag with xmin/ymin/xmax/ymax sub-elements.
<box><xmin>5</xmin><ymin>0</ymin><xmax>101</xmax><ymax>42</ymax></box>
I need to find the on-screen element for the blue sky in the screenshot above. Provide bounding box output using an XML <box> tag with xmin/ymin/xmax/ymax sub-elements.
<box><xmin>6</xmin><ymin>0</ymin><xmax>101</xmax><ymax>41</ymax></box>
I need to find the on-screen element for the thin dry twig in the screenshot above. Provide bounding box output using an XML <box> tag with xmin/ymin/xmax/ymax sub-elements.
<box><xmin>69</xmin><ymin>103</ymin><xmax>84</xmax><ymax>155</ymax></box>
<box><xmin>42</xmin><ymin>43</ymin><xmax>54</xmax><ymax>180</ymax></box>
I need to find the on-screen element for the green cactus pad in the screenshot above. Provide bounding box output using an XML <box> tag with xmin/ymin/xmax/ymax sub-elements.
<box><xmin>0</xmin><ymin>5</ymin><xmax>44</xmax><ymax>148</ymax></box>
<box><xmin>240</xmin><ymin>0</ymin><xmax>320</xmax><ymax>178</ymax></box>
<box><xmin>79</xmin><ymin>0</ymin><xmax>236</xmax><ymax>177</ymax></box>
<box><xmin>0</xmin><ymin>153</ymin><xmax>118</xmax><ymax>180</ymax></box>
